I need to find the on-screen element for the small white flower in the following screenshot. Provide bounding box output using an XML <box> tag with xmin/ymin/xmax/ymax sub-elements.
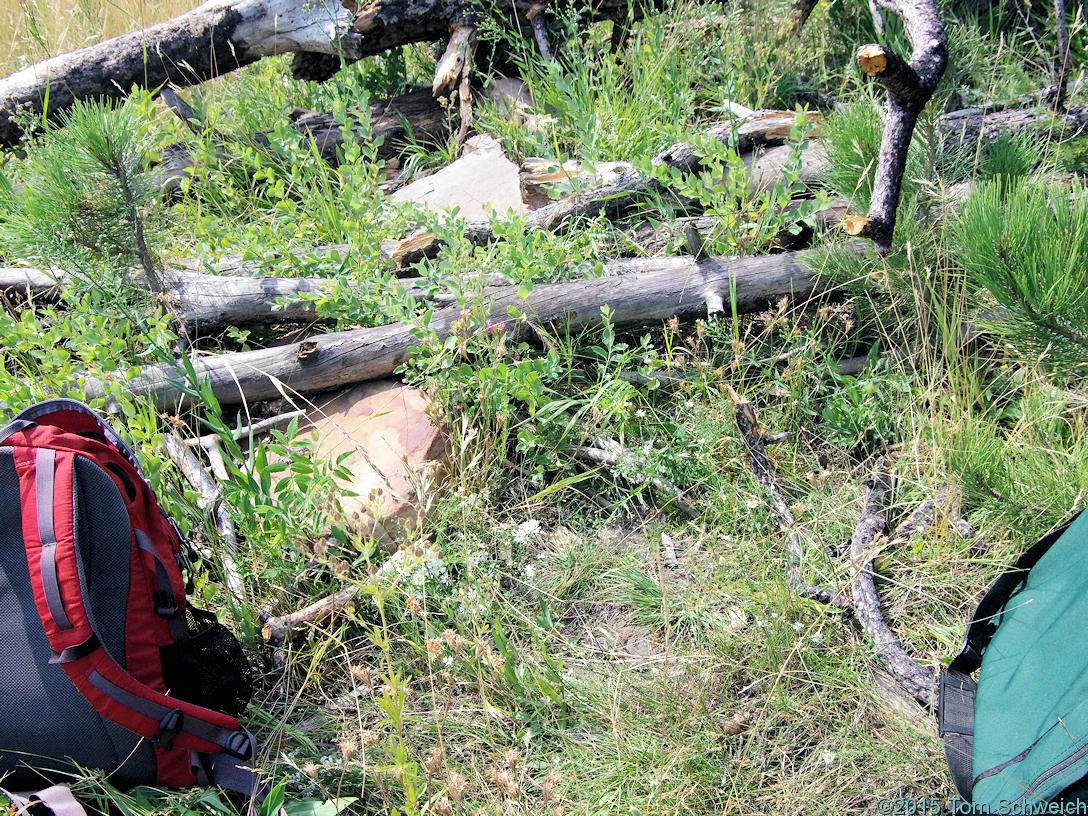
<box><xmin>642</xmin><ymin>441</ymin><xmax>654</xmax><ymax>455</ymax></box>
<box><xmin>524</xmin><ymin>564</ymin><xmax>536</xmax><ymax>580</ymax></box>
<box><xmin>792</xmin><ymin>621</ymin><xmax>804</xmax><ymax>632</ymax></box>
<box><xmin>512</xmin><ymin>519</ymin><xmax>542</xmax><ymax>546</ymax></box>
<box><xmin>745</xmin><ymin>498</ymin><xmax>760</xmax><ymax>510</ymax></box>
<box><xmin>634</xmin><ymin>408</ymin><xmax>646</xmax><ymax>418</ymax></box>
<box><xmin>684</xmin><ymin>400</ymin><xmax>695</xmax><ymax>408</ymax></box>
<box><xmin>811</xmin><ymin>632</ymin><xmax>824</xmax><ymax>644</ymax></box>
<box><xmin>819</xmin><ymin>750</ymin><xmax>836</xmax><ymax>766</ymax></box>
<box><xmin>442</xmin><ymin>656</ymin><xmax>455</xmax><ymax>668</ymax></box>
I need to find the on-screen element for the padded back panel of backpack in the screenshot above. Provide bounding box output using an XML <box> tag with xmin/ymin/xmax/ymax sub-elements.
<box><xmin>0</xmin><ymin>448</ymin><xmax>156</xmax><ymax>788</ymax></box>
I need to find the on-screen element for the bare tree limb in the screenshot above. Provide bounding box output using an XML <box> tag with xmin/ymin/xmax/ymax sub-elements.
<box><xmin>574</xmin><ymin>438</ymin><xmax>699</xmax><ymax>518</ymax></box>
<box><xmin>849</xmin><ymin>461</ymin><xmax>935</xmax><ymax>707</ymax></box>
<box><xmin>727</xmin><ymin>386</ymin><xmax>842</xmax><ymax>606</ymax></box>
<box><xmin>261</xmin><ymin>586</ymin><xmax>360</xmax><ymax>645</ymax></box>
<box><xmin>163</xmin><ymin>431</ymin><xmax>246</xmax><ymax>603</ymax></box>
<box><xmin>844</xmin><ymin>0</ymin><xmax>948</xmax><ymax>252</ymax></box>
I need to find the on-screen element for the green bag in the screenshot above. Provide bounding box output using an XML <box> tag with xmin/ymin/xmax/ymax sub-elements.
<box><xmin>940</xmin><ymin>511</ymin><xmax>1088</xmax><ymax>805</ymax></box>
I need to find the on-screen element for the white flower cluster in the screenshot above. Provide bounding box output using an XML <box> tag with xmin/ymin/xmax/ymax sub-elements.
<box><xmin>381</xmin><ymin>544</ymin><xmax>451</xmax><ymax>598</ymax></box>
<box><xmin>512</xmin><ymin>519</ymin><xmax>542</xmax><ymax>547</ymax></box>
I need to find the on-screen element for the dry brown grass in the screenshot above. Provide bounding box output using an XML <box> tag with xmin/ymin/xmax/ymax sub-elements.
<box><xmin>0</xmin><ymin>0</ymin><xmax>193</xmax><ymax>75</ymax></box>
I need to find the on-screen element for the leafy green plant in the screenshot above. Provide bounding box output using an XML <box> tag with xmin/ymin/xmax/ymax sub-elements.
<box><xmin>644</xmin><ymin>111</ymin><xmax>831</xmax><ymax>254</ymax></box>
<box><xmin>820</xmin><ymin>354</ymin><xmax>912</xmax><ymax>452</ymax></box>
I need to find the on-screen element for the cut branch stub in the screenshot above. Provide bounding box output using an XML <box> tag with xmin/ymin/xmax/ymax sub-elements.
<box><xmin>852</xmin><ymin>0</ymin><xmax>948</xmax><ymax>253</ymax></box>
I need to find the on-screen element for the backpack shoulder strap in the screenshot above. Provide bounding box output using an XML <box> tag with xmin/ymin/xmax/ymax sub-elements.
<box><xmin>0</xmin><ymin>399</ymin><xmax>144</xmax><ymax>477</ymax></box>
<box><xmin>949</xmin><ymin>512</ymin><xmax>1080</xmax><ymax>676</ymax></box>
<box><xmin>2</xmin><ymin>785</ymin><xmax>87</xmax><ymax>816</ymax></box>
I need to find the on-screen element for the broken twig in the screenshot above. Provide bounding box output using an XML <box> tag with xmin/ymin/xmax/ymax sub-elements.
<box><xmin>727</xmin><ymin>386</ymin><xmax>840</xmax><ymax>606</ymax></box>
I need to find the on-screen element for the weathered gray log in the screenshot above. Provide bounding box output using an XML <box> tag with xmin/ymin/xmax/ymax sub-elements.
<box><xmin>0</xmin><ymin>262</ymin><xmax>510</xmax><ymax>331</ymax></box>
<box><xmin>938</xmin><ymin>103</ymin><xmax>1088</xmax><ymax>152</ymax></box>
<box><xmin>844</xmin><ymin>0</ymin><xmax>947</xmax><ymax>252</ymax></box>
<box><xmin>850</xmin><ymin>462</ymin><xmax>936</xmax><ymax>707</ymax></box>
<box><xmin>82</xmin><ymin>248</ymin><xmax>836</xmax><ymax>409</ymax></box>
<box><xmin>151</xmin><ymin>86</ymin><xmax>450</xmax><ymax>195</ymax></box>
<box><xmin>0</xmin><ymin>0</ymin><xmax>671</xmax><ymax>148</ymax></box>
<box><xmin>288</xmin><ymin>85</ymin><xmax>449</xmax><ymax>165</ymax></box>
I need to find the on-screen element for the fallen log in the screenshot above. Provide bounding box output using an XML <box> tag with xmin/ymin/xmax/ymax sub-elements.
<box><xmin>151</xmin><ymin>86</ymin><xmax>451</xmax><ymax>195</ymax></box>
<box><xmin>938</xmin><ymin>103</ymin><xmax>1088</xmax><ymax>152</ymax></box>
<box><xmin>288</xmin><ymin>86</ymin><xmax>450</xmax><ymax>165</ymax></box>
<box><xmin>0</xmin><ymin>262</ymin><xmax>510</xmax><ymax>331</ymax></box>
<box><xmin>82</xmin><ymin>247</ymin><xmax>839</xmax><ymax>409</ymax></box>
<box><xmin>0</xmin><ymin>0</ymin><xmax>672</xmax><ymax>148</ymax></box>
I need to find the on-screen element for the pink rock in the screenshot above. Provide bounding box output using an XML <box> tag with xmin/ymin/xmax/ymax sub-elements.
<box><xmin>304</xmin><ymin>379</ymin><xmax>447</xmax><ymax>543</ymax></box>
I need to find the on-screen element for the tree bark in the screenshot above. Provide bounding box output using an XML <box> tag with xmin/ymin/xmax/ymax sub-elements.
<box><xmin>0</xmin><ymin>262</ymin><xmax>510</xmax><ymax>331</ymax></box>
<box><xmin>849</xmin><ymin>462</ymin><xmax>936</xmax><ymax>707</ymax></box>
<box><xmin>938</xmin><ymin>103</ymin><xmax>1088</xmax><ymax>151</ymax></box>
<box><xmin>844</xmin><ymin>0</ymin><xmax>948</xmax><ymax>253</ymax></box>
<box><xmin>81</xmin><ymin>247</ymin><xmax>835</xmax><ymax>409</ymax></box>
<box><xmin>0</xmin><ymin>0</ymin><xmax>671</xmax><ymax>148</ymax></box>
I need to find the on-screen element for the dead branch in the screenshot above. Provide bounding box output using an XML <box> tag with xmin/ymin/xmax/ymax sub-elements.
<box><xmin>778</xmin><ymin>0</ymin><xmax>819</xmax><ymax>39</ymax></box>
<box><xmin>727</xmin><ymin>387</ymin><xmax>841</xmax><ymax>606</ymax></box>
<box><xmin>574</xmin><ymin>437</ymin><xmax>699</xmax><ymax>518</ymax></box>
<box><xmin>849</xmin><ymin>461</ymin><xmax>935</xmax><ymax>707</ymax></box>
<box><xmin>844</xmin><ymin>0</ymin><xmax>948</xmax><ymax>252</ymax></box>
<box><xmin>0</xmin><ymin>0</ymin><xmax>661</xmax><ymax>147</ymax></box>
<box><xmin>185</xmin><ymin>409</ymin><xmax>308</xmax><ymax>448</ymax></box>
<box><xmin>261</xmin><ymin>586</ymin><xmax>361</xmax><ymax>645</ymax></box>
<box><xmin>163</xmin><ymin>432</ymin><xmax>246</xmax><ymax>602</ymax></box>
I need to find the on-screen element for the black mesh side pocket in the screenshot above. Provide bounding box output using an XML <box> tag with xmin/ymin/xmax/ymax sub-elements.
<box><xmin>160</xmin><ymin>607</ymin><xmax>254</xmax><ymax>718</ymax></box>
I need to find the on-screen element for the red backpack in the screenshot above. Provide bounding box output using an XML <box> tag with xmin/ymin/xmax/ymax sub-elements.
<box><xmin>0</xmin><ymin>399</ymin><xmax>262</xmax><ymax>808</ymax></box>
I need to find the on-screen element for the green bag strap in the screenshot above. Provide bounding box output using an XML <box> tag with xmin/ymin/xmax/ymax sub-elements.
<box><xmin>949</xmin><ymin>512</ymin><xmax>1080</xmax><ymax>676</ymax></box>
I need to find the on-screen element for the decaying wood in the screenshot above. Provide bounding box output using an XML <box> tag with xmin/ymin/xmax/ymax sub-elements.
<box><xmin>1054</xmin><ymin>0</ymin><xmax>1072</xmax><ymax>111</ymax></box>
<box><xmin>661</xmin><ymin>532</ymin><xmax>679</xmax><ymax>568</ymax></box>
<box><xmin>0</xmin><ymin>0</ymin><xmax>668</xmax><ymax>148</ymax></box>
<box><xmin>287</xmin><ymin>87</ymin><xmax>450</xmax><ymax>164</ymax></box>
<box><xmin>262</xmin><ymin>586</ymin><xmax>360</xmax><ymax>645</ymax></box>
<box><xmin>574</xmin><ymin>437</ymin><xmax>699</xmax><ymax>518</ymax></box>
<box><xmin>938</xmin><ymin>103</ymin><xmax>1088</xmax><ymax>152</ymax></box>
<box><xmin>82</xmin><ymin>247</ymin><xmax>835</xmax><ymax>409</ymax></box>
<box><xmin>845</xmin><ymin>0</ymin><xmax>947</xmax><ymax>252</ymax></box>
<box><xmin>849</xmin><ymin>461</ymin><xmax>935</xmax><ymax>707</ymax></box>
<box><xmin>185</xmin><ymin>409</ymin><xmax>307</xmax><ymax>448</ymax></box>
<box><xmin>728</xmin><ymin>386</ymin><xmax>841</xmax><ymax>605</ymax></box>
<box><xmin>163</xmin><ymin>431</ymin><xmax>246</xmax><ymax>602</ymax></box>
